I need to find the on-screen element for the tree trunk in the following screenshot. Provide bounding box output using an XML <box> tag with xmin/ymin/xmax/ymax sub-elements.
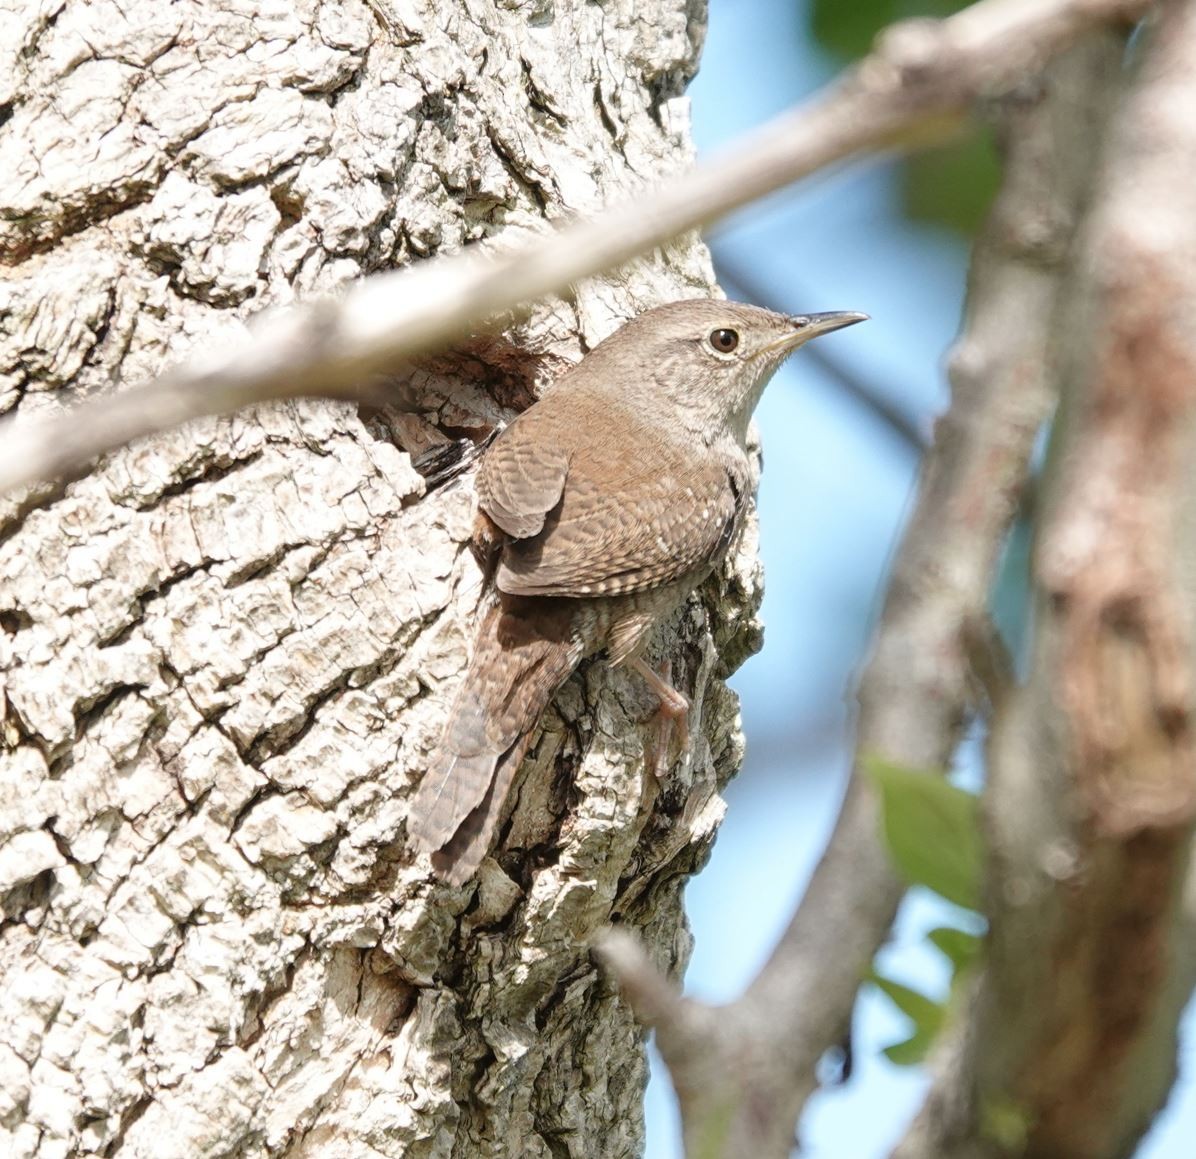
<box><xmin>0</xmin><ymin>2</ymin><xmax>754</xmax><ymax>1155</ymax></box>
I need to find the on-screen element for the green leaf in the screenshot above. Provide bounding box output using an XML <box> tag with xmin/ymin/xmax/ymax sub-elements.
<box><xmin>810</xmin><ymin>0</ymin><xmax>898</xmax><ymax>60</ymax></box>
<box><xmin>810</xmin><ymin>1</ymin><xmax>999</xmax><ymax>238</ymax></box>
<box><xmin>901</xmin><ymin>130</ymin><xmax>1001</xmax><ymax>237</ymax></box>
<box><xmin>692</xmin><ymin>1094</ymin><xmax>737</xmax><ymax>1159</ymax></box>
<box><xmin>883</xmin><ymin>1033</ymin><xmax>935</xmax><ymax>1067</ymax></box>
<box><xmin>810</xmin><ymin>0</ymin><xmax>974</xmax><ymax>63</ymax></box>
<box><xmin>981</xmin><ymin>1095</ymin><xmax>1030</xmax><ymax>1150</ymax></box>
<box><xmin>869</xmin><ymin>971</ymin><xmax>945</xmax><ymax>1067</ymax></box>
<box><xmin>863</xmin><ymin>755</ymin><xmax>983</xmax><ymax>911</ymax></box>
<box><xmin>926</xmin><ymin>925</ymin><xmax>983</xmax><ymax>973</ymax></box>
<box><xmin>869</xmin><ymin>972</ymin><xmax>942</xmax><ymax>1023</ymax></box>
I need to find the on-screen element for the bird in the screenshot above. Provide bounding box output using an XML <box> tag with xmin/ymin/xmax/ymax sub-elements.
<box><xmin>407</xmin><ymin>298</ymin><xmax>867</xmax><ymax>884</ymax></box>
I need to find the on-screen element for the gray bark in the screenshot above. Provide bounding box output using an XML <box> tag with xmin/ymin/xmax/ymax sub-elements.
<box><xmin>0</xmin><ymin>2</ymin><xmax>755</xmax><ymax>1156</ymax></box>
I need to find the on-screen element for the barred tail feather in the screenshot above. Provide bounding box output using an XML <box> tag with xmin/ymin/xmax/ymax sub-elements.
<box><xmin>408</xmin><ymin>598</ymin><xmax>583</xmax><ymax>881</ymax></box>
<box><xmin>407</xmin><ymin>748</ymin><xmax>501</xmax><ymax>854</ymax></box>
<box><xmin>430</xmin><ymin>732</ymin><xmax>536</xmax><ymax>885</ymax></box>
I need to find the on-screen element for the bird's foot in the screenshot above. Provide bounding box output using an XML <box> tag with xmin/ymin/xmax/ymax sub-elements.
<box><xmin>629</xmin><ymin>656</ymin><xmax>690</xmax><ymax>779</ymax></box>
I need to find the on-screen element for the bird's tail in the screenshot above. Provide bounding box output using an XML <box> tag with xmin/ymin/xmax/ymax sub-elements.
<box><xmin>408</xmin><ymin>598</ymin><xmax>582</xmax><ymax>884</ymax></box>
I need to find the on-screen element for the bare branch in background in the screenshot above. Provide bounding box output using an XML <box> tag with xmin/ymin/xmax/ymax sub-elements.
<box><xmin>896</xmin><ymin>7</ymin><xmax>1196</xmax><ymax>1154</ymax></box>
<box><xmin>599</xmin><ymin>19</ymin><xmax>1132</xmax><ymax>1158</ymax></box>
<box><xmin>0</xmin><ymin>0</ymin><xmax>1148</xmax><ymax>498</ymax></box>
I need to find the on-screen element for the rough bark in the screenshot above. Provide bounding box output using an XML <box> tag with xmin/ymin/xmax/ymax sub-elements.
<box><xmin>0</xmin><ymin>3</ymin><xmax>748</xmax><ymax>1157</ymax></box>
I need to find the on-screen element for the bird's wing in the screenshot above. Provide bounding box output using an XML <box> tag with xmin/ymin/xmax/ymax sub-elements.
<box><xmin>494</xmin><ymin>439</ymin><xmax>745</xmax><ymax>598</ymax></box>
<box><xmin>477</xmin><ymin>406</ymin><xmax>571</xmax><ymax>540</ymax></box>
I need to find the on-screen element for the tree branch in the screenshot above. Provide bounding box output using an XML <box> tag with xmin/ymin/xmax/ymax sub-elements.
<box><xmin>0</xmin><ymin>0</ymin><xmax>1150</xmax><ymax>498</ymax></box>
<box><xmin>895</xmin><ymin>6</ymin><xmax>1196</xmax><ymax>1154</ymax></box>
<box><xmin>599</xmin><ymin>18</ymin><xmax>1133</xmax><ymax>1159</ymax></box>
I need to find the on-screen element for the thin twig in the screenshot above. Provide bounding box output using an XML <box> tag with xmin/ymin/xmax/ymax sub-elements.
<box><xmin>591</xmin><ymin>930</ymin><xmax>683</xmax><ymax>1030</ymax></box>
<box><xmin>0</xmin><ymin>0</ymin><xmax>1148</xmax><ymax>497</ymax></box>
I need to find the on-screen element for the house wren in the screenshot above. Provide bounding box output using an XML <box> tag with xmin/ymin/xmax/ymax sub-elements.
<box><xmin>408</xmin><ymin>299</ymin><xmax>867</xmax><ymax>884</ymax></box>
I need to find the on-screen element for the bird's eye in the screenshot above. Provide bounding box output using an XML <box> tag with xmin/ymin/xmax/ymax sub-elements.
<box><xmin>709</xmin><ymin>328</ymin><xmax>740</xmax><ymax>354</ymax></box>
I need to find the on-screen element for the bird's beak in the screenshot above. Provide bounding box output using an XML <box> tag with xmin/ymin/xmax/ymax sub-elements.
<box><xmin>793</xmin><ymin>311</ymin><xmax>870</xmax><ymax>339</ymax></box>
<box><xmin>764</xmin><ymin>311</ymin><xmax>869</xmax><ymax>357</ymax></box>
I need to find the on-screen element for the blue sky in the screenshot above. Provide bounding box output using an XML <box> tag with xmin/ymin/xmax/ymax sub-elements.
<box><xmin>643</xmin><ymin>1</ymin><xmax>1196</xmax><ymax>1155</ymax></box>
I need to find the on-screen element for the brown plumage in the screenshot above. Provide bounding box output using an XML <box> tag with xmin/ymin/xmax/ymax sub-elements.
<box><xmin>407</xmin><ymin>299</ymin><xmax>867</xmax><ymax>884</ymax></box>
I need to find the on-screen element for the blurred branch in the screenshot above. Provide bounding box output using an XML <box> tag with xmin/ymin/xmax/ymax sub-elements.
<box><xmin>896</xmin><ymin>7</ymin><xmax>1196</xmax><ymax>1155</ymax></box>
<box><xmin>599</xmin><ymin>17</ymin><xmax>1135</xmax><ymax>1159</ymax></box>
<box><xmin>0</xmin><ymin>0</ymin><xmax>1150</xmax><ymax>497</ymax></box>
<box><xmin>712</xmin><ymin>251</ymin><xmax>931</xmax><ymax>455</ymax></box>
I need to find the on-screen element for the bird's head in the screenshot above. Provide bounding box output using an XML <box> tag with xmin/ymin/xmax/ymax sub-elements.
<box><xmin>584</xmin><ymin>298</ymin><xmax>868</xmax><ymax>442</ymax></box>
